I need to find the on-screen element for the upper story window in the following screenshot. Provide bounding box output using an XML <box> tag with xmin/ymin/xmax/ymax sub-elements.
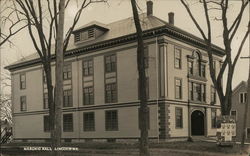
<box><xmin>20</xmin><ymin>96</ymin><xmax>27</xmax><ymax>111</ymax></box>
<box><xmin>83</xmin><ymin>59</ymin><xmax>93</xmax><ymax>76</ymax></box>
<box><xmin>105</xmin><ymin>83</ymin><xmax>117</xmax><ymax>103</ymax></box>
<box><xmin>201</xmin><ymin>64</ymin><xmax>206</xmax><ymax>77</ymax></box>
<box><xmin>189</xmin><ymin>82</ymin><xmax>206</xmax><ymax>102</ymax></box>
<box><xmin>105</xmin><ymin>54</ymin><xmax>116</xmax><ymax>73</ymax></box>
<box><xmin>74</xmin><ymin>29</ymin><xmax>95</xmax><ymax>42</ymax></box>
<box><xmin>174</xmin><ymin>48</ymin><xmax>181</xmax><ymax>69</ymax></box>
<box><xmin>211</xmin><ymin>86</ymin><xmax>216</xmax><ymax>104</ymax></box>
<box><xmin>83</xmin><ymin>86</ymin><xmax>94</xmax><ymax>105</ymax></box>
<box><xmin>63</xmin><ymin>64</ymin><xmax>72</xmax><ymax>80</ymax></box>
<box><xmin>175</xmin><ymin>78</ymin><xmax>182</xmax><ymax>99</ymax></box>
<box><xmin>192</xmin><ymin>51</ymin><xmax>206</xmax><ymax>78</ymax></box>
<box><xmin>43</xmin><ymin>93</ymin><xmax>49</xmax><ymax>109</ymax></box>
<box><xmin>20</xmin><ymin>73</ymin><xmax>26</xmax><ymax>89</ymax></box>
<box><xmin>239</xmin><ymin>92</ymin><xmax>247</xmax><ymax>103</ymax></box>
<box><xmin>63</xmin><ymin>90</ymin><xmax>72</xmax><ymax>107</ymax></box>
<box><xmin>231</xmin><ymin>110</ymin><xmax>237</xmax><ymax>120</ymax></box>
<box><xmin>188</xmin><ymin>61</ymin><xmax>193</xmax><ymax>75</ymax></box>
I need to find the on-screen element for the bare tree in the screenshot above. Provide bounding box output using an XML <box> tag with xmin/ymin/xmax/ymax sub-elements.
<box><xmin>6</xmin><ymin>0</ymin><xmax>107</xmax><ymax>153</ymax></box>
<box><xmin>131</xmin><ymin>0</ymin><xmax>149</xmax><ymax>155</ymax></box>
<box><xmin>180</xmin><ymin>0</ymin><xmax>249</xmax><ymax>116</ymax></box>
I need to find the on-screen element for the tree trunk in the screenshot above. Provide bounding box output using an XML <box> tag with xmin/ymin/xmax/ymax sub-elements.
<box><xmin>54</xmin><ymin>0</ymin><xmax>65</xmax><ymax>154</ymax></box>
<box><xmin>130</xmin><ymin>0</ymin><xmax>149</xmax><ymax>155</ymax></box>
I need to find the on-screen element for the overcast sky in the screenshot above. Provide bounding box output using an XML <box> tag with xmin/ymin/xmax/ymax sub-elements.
<box><xmin>0</xmin><ymin>0</ymin><xmax>249</xmax><ymax>92</ymax></box>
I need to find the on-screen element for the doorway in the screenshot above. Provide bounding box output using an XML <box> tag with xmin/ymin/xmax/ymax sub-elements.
<box><xmin>191</xmin><ymin>110</ymin><xmax>204</xmax><ymax>136</ymax></box>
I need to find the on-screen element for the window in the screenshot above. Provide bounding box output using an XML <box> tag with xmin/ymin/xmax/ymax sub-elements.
<box><xmin>144</xmin><ymin>46</ymin><xmax>149</xmax><ymax>68</ymax></box>
<box><xmin>63</xmin><ymin>64</ymin><xmax>72</xmax><ymax>80</ymax></box>
<box><xmin>83</xmin><ymin>86</ymin><xmax>94</xmax><ymax>105</ymax></box>
<box><xmin>83</xmin><ymin>59</ymin><xmax>93</xmax><ymax>76</ymax></box>
<box><xmin>105</xmin><ymin>110</ymin><xmax>118</xmax><ymax>131</ymax></box>
<box><xmin>174</xmin><ymin>48</ymin><xmax>181</xmax><ymax>69</ymax></box>
<box><xmin>189</xmin><ymin>82</ymin><xmax>206</xmax><ymax>102</ymax></box>
<box><xmin>201</xmin><ymin>64</ymin><xmax>206</xmax><ymax>77</ymax></box>
<box><xmin>44</xmin><ymin>115</ymin><xmax>50</xmax><ymax>132</ymax></box>
<box><xmin>175</xmin><ymin>107</ymin><xmax>183</xmax><ymax>128</ymax></box>
<box><xmin>20</xmin><ymin>96</ymin><xmax>27</xmax><ymax>111</ymax></box>
<box><xmin>231</xmin><ymin>110</ymin><xmax>237</xmax><ymax>120</ymax></box>
<box><xmin>175</xmin><ymin>78</ymin><xmax>182</xmax><ymax>99</ymax></box>
<box><xmin>138</xmin><ymin>78</ymin><xmax>149</xmax><ymax>100</ymax></box>
<box><xmin>211</xmin><ymin>86</ymin><xmax>216</xmax><ymax>104</ymax></box>
<box><xmin>20</xmin><ymin>73</ymin><xmax>26</xmax><ymax>89</ymax></box>
<box><xmin>105</xmin><ymin>83</ymin><xmax>117</xmax><ymax>103</ymax></box>
<box><xmin>88</xmin><ymin>29</ymin><xmax>94</xmax><ymax>38</ymax></box>
<box><xmin>83</xmin><ymin>112</ymin><xmax>95</xmax><ymax>131</ymax></box>
<box><xmin>63</xmin><ymin>90</ymin><xmax>72</xmax><ymax>107</ymax></box>
<box><xmin>43</xmin><ymin>93</ymin><xmax>49</xmax><ymax>109</ymax></box>
<box><xmin>188</xmin><ymin>61</ymin><xmax>193</xmax><ymax>75</ymax></box>
<box><xmin>105</xmin><ymin>54</ymin><xmax>116</xmax><ymax>73</ymax></box>
<box><xmin>239</xmin><ymin>92</ymin><xmax>247</xmax><ymax>103</ymax></box>
<box><xmin>63</xmin><ymin>114</ymin><xmax>73</xmax><ymax>132</ymax></box>
<box><xmin>211</xmin><ymin>109</ymin><xmax>217</xmax><ymax>128</ymax></box>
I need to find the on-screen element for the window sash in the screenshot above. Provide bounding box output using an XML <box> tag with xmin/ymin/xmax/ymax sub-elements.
<box><xmin>175</xmin><ymin>108</ymin><xmax>183</xmax><ymax>128</ymax></box>
<box><xmin>63</xmin><ymin>90</ymin><xmax>72</xmax><ymax>107</ymax></box>
<box><xmin>20</xmin><ymin>96</ymin><xmax>27</xmax><ymax>111</ymax></box>
<box><xmin>174</xmin><ymin>48</ymin><xmax>181</xmax><ymax>69</ymax></box>
<box><xmin>20</xmin><ymin>74</ymin><xmax>26</xmax><ymax>89</ymax></box>
<box><xmin>175</xmin><ymin>79</ymin><xmax>182</xmax><ymax>99</ymax></box>
<box><xmin>105</xmin><ymin>110</ymin><xmax>118</xmax><ymax>131</ymax></box>
<box><xmin>63</xmin><ymin>114</ymin><xmax>73</xmax><ymax>132</ymax></box>
<box><xmin>83</xmin><ymin>87</ymin><xmax>94</xmax><ymax>105</ymax></box>
<box><xmin>105</xmin><ymin>83</ymin><xmax>117</xmax><ymax>103</ymax></box>
<box><xmin>43</xmin><ymin>93</ymin><xmax>49</xmax><ymax>109</ymax></box>
<box><xmin>83</xmin><ymin>112</ymin><xmax>95</xmax><ymax>131</ymax></box>
<box><xmin>63</xmin><ymin>64</ymin><xmax>72</xmax><ymax>80</ymax></box>
<box><xmin>83</xmin><ymin>60</ymin><xmax>93</xmax><ymax>76</ymax></box>
<box><xmin>105</xmin><ymin>55</ymin><xmax>116</xmax><ymax>73</ymax></box>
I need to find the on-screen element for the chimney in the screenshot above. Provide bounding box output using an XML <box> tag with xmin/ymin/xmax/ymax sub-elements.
<box><xmin>147</xmin><ymin>1</ymin><xmax>153</xmax><ymax>16</ymax></box>
<box><xmin>168</xmin><ymin>12</ymin><xmax>174</xmax><ymax>25</ymax></box>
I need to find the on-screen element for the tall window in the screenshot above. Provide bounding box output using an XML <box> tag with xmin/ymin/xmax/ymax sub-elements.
<box><xmin>138</xmin><ymin>78</ymin><xmax>149</xmax><ymax>99</ymax></box>
<box><xmin>44</xmin><ymin>115</ymin><xmax>50</xmax><ymax>132</ymax></box>
<box><xmin>144</xmin><ymin>46</ymin><xmax>149</xmax><ymax>68</ymax></box>
<box><xmin>105</xmin><ymin>110</ymin><xmax>118</xmax><ymax>131</ymax></box>
<box><xmin>83</xmin><ymin>86</ymin><xmax>94</xmax><ymax>105</ymax></box>
<box><xmin>20</xmin><ymin>96</ymin><xmax>27</xmax><ymax>111</ymax></box>
<box><xmin>105</xmin><ymin>83</ymin><xmax>117</xmax><ymax>103</ymax></box>
<box><xmin>174</xmin><ymin>48</ymin><xmax>181</xmax><ymax>69</ymax></box>
<box><xmin>83</xmin><ymin>112</ymin><xmax>95</xmax><ymax>131</ymax></box>
<box><xmin>43</xmin><ymin>93</ymin><xmax>49</xmax><ymax>109</ymax></box>
<box><xmin>63</xmin><ymin>64</ymin><xmax>72</xmax><ymax>80</ymax></box>
<box><xmin>63</xmin><ymin>114</ymin><xmax>73</xmax><ymax>132</ymax></box>
<box><xmin>239</xmin><ymin>92</ymin><xmax>247</xmax><ymax>103</ymax></box>
<box><xmin>175</xmin><ymin>78</ymin><xmax>182</xmax><ymax>99</ymax></box>
<box><xmin>188</xmin><ymin>61</ymin><xmax>193</xmax><ymax>75</ymax></box>
<box><xmin>83</xmin><ymin>59</ymin><xmax>93</xmax><ymax>76</ymax></box>
<box><xmin>211</xmin><ymin>86</ymin><xmax>216</xmax><ymax>104</ymax></box>
<box><xmin>63</xmin><ymin>90</ymin><xmax>72</xmax><ymax>107</ymax></box>
<box><xmin>175</xmin><ymin>107</ymin><xmax>183</xmax><ymax>128</ymax></box>
<box><xmin>20</xmin><ymin>73</ymin><xmax>26</xmax><ymax>89</ymax></box>
<box><xmin>105</xmin><ymin>54</ymin><xmax>116</xmax><ymax>73</ymax></box>
<box><xmin>201</xmin><ymin>64</ymin><xmax>206</xmax><ymax>77</ymax></box>
<box><xmin>231</xmin><ymin>110</ymin><xmax>237</xmax><ymax>120</ymax></box>
<box><xmin>189</xmin><ymin>82</ymin><xmax>206</xmax><ymax>102</ymax></box>
<box><xmin>211</xmin><ymin>109</ymin><xmax>217</xmax><ymax>128</ymax></box>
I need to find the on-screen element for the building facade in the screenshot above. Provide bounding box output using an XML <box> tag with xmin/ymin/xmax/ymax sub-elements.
<box><xmin>6</xmin><ymin>2</ymin><xmax>225</xmax><ymax>142</ymax></box>
<box><xmin>231</xmin><ymin>81</ymin><xmax>250</xmax><ymax>142</ymax></box>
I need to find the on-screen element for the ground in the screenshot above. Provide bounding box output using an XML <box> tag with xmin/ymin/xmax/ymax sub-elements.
<box><xmin>1</xmin><ymin>140</ymin><xmax>250</xmax><ymax>156</ymax></box>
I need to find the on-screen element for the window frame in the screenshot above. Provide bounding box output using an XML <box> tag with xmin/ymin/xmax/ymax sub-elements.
<box><xmin>174</xmin><ymin>47</ymin><xmax>182</xmax><ymax>69</ymax></box>
<box><xmin>175</xmin><ymin>107</ymin><xmax>183</xmax><ymax>129</ymax></box>
<box><xmin>83</xmin><ymin>59</ymin><xmax>93</xmax><ymax>76</ymax></box>
<box><xmin>105</xmin><ymin>83</ymin><xmax>117</xmax><ymax>103</ymax></box>
<box><xmin>20</xmin><ymin>73</ymin><xmax>26</xmax><ymax>89</ymax></box>
<box><xmin>105</xmin><ymin>110</ymin><xmax>118</xmax><ymax>131</ymax></box>
<box><xmin>239</xmin><ymin>92</ymin><xmax>247</xmax><ymax>103</ymax></box>
<box><xmin>63</xmin><ymin>90</ymin><xmax>73</xmax><ymax>107</ymax></box>
<box><xmin>83</xmin><ymin>112</ymin><xmax>95</xmax><ymax>132</ymax></box>
<box><xmin>63</xmin><ymin>64</ymin><xmax>72</xmax><ymax>80</ymax></box>
<box><xmin>175</xmin><ymin>78</ymin><xmax>182</xmax><ymax>99</ymax></box>
<box><xmin>211</xmin><ymin>109</ymin><xmax>217</xmax><ymax>129</ymax></box>
<box><xmin>230</xmin><ymin>110</ymin><xmax>237</xmax><ymax>121</ymax></box>
<box><xmin>83</xmin><ymin>86</ymin><xmax>94</xmax><ymax>105</ymax></box>
<box><xmin>20</xmin><ymin>96</ymin><xmax>27</xmax><ymax>111</ymax></box>
<box><xmin>63</xmin><ymin>114</ymin><xmax>73</xmax><ymax>132</ymax></box>
<box><xmin>43</xmin><ymin>93</ymin><xmax>49</xmax><ymax>109</ymax></box>
<box><xmin>211</xmin><ymin>86</ymin><xmax>216</xmax><ymax>104</ymax></box>
<box><xmin>105</xmin><ymin>54</ymin><xmax>116</xmax><ymax>73</ymax></box>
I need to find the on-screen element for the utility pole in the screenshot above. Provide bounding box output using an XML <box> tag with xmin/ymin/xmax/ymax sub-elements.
<box><xmin>240</xmin><ymin>55</ymin><xmax>250</xmax><ymax>146</ymax></box>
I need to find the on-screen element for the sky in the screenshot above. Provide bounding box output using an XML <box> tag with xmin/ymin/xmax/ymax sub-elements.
<box><xmin>0</xmin><ymin>0</ymin><xmax>249</xmax><ymax>93</ymax></box>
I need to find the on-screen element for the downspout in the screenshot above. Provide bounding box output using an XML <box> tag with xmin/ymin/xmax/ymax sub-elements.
<box><xmin>76</xmin><ymin>55</ymin><xmax>80</xmax><ymax>142</ymax></box>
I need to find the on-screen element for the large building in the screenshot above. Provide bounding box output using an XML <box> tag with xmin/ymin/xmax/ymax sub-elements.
<box><xmin>231</xmin><ymin>81</ymin><xmax>250</xmax><ymax>142</ymax></box>
<box><xmin>5</xmin><ymin>1</ymin><xmax>224</xmax><ymax>142</ymax></box>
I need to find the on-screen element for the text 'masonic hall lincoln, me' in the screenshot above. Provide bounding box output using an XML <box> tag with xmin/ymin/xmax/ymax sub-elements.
<box><xmin>6</xmin><ymin>1</ymin><xmax>225</xmax><ymax>142</ymax></box>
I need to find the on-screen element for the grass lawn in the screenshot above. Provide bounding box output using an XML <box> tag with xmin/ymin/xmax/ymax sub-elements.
<box><xmin>1</xmin><ymin>141</ymin><xmax>250</xmax><ymax>156</ymax></box>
